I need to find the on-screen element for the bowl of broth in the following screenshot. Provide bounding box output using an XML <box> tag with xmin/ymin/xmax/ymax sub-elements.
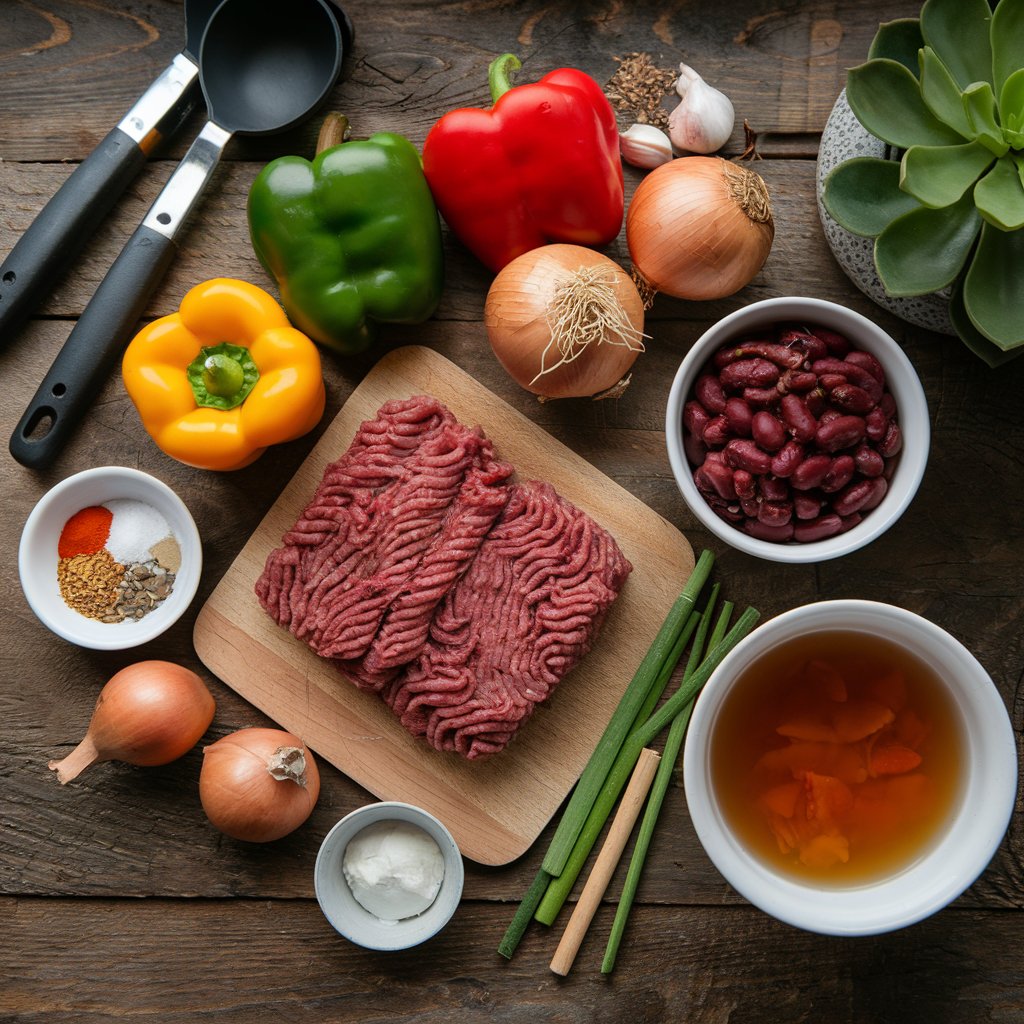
<box><xmin>683</xmin><ymin>600</ymin><xmax>1017</xmax><ymax>936</ymax></box>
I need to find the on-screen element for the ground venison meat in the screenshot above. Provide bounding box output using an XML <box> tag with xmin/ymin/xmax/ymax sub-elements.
<box><xmin>256</xmin><ymin>396</ymin><xmax>632</xmax><ymax>758</ymax></box>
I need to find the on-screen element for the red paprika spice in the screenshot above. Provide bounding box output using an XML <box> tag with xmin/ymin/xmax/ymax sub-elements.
<box><xmin>58</xmin><ymin>505</ymin><xmax>113</xmax><ymax>558</ymax></box>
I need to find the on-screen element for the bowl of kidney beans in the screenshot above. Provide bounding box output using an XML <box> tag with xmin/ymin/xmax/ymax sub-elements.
<box><xmin>666</xmin><ymin>297</ymin><xmax>929</xmax><ymax>563</ymax></box>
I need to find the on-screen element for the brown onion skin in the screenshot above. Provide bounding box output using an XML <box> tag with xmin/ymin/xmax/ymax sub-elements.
<box><xmin>484</xmin><ymin>244</ymin><xmax>644</xmax><ymax>398</ymax></box>
<box><xmin>626</xmin><ymin>156</ymin><xmax>774</xmax><ymax>301</ymax></box>
<box><xmin>199</xmin><ymin>727</ymin><xmax>321</xmax><ymax>843</ymax></box>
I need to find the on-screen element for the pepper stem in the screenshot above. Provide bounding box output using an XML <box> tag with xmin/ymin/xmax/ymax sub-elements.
<box><xmin>316</xmin><ymin>112</ymin><xmax>351</xmax><ymax>155</ymax></box>
<box><xmin>488</xmin><ymin>53</ymin><xmax>522</xmax><ymax>103</ymax></box>
<box><xmin>187</xmin><ymin>342</ymin><xmax>260</xmax><ymax>411</ymax></box>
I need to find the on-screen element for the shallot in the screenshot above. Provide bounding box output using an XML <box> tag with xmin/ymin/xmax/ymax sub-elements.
<box><xmin>48</xmin><ymin>661</ymin><xmax>215</xmax><ymax>784</ymax></box>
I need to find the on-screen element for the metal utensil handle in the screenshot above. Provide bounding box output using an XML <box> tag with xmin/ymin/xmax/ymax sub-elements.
<box><xmin>8</xmin><ymin>120</ymin><xmax>232</xmax><ymax>470</ymax></box>
<box><xmin>0</xmin><ymin>54</ymin><xmax>200</xmax><ymax>348</ymax></box>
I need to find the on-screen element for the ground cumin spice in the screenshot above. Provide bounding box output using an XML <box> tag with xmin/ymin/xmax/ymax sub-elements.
<box><xmin>57</xmin><ymin>549</ymin><xmax>125</xmax><ymax>620</ymax></box>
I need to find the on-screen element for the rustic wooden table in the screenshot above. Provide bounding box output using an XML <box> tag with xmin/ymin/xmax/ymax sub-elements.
<box><xmin>3</xmin><ymin>2</ymin><xmax>1022</xmax><ymax>1021</ymax></box>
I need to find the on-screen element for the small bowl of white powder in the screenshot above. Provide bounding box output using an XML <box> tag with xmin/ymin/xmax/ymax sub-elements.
<box><xmin>314</xmin><ymin>801</ymin><xmax>464</xmax><ymax>950</ymax></box>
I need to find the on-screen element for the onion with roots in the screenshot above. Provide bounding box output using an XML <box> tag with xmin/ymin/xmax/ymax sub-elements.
<box><xmin>484</xmin><ymin>244</ymin><xmax>646</xmax><ymax>400</ymax></box>
<box><xmin>626</xmin><ymin>156</ymin><xmax>774</xmax><ymax>302</ymax></box>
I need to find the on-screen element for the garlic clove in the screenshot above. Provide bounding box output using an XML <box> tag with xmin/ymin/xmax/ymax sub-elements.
<box><xmin>619</xmin><ymin>123</ymin><xmax>674</xmax><ymax>169</ymax></box>
<box><xmin>668</xmin><ymin>62</ymin><xmax>735</xmax><ymax>155</ymax></box>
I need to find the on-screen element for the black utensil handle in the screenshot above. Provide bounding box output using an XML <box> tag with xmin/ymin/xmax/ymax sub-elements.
<box><xmin>9</xmin><ymin>225</ymin><xmax>178</xmax><ymax>470</ymax></box>
<box><xmin>0</xmin><ymin>127</ymin><xmax>148</xmax><ymax>346</ymax></box>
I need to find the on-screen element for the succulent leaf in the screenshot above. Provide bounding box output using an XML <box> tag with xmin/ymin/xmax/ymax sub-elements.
<box><xmin>823</xmin><ymin>158</ymin><xmax>922</xmax><ymax>236</ymax></box>
<box><xmin>963</xmin><ymin>220</ymin><xmax>1024</xmax><ymax>348</ymax></box>
<box><xmin>869</xmin><ymin>18</ymin><xmax>925</xmax><ymax>74</ymax></box>
<box><xmin>874</xmin><ymin>192</ymin><xmax>981</xmax><ymax>295</ymax></box>
<box><xmin>975</xmin><ymin>155</ymin><xmax>1024</xmax><ymax>228</ymax></box>
<box><xmin>998</xmin><ymin>67</ymin><xmax>1024</xmax><ymax>141</ymax></box>
<box><xmin>920</xmin><ymin>0</ymin><xmax>994</xmax><ymax>90</ymax></box>
<box><xmin>900</xmin><ymin>141</ymin><xmax>995</xmax><ymax>207</ymax></box>
<box><xmin>991</xmin><ymin>0</ymin><xmax>1024</xmax><ymax>96</ymax></box>
<box><xmin>950</xmin><ymin>276</ymin><xmax>1023</xmax><ymax>365</ymax></box>
<box><xmin>963</xmin><ymin>81</ymin><xmax>1011</xmax><ymax>154</ymax></box>
<box><xmin>919</xmin><ymin>48</ymin><xmax>975</xmax><ymax>138</ymax></box>
<box><xmin>847</xmin><ymin>59</ymin><xmax>966</xmax><ymax>148</ymax></box>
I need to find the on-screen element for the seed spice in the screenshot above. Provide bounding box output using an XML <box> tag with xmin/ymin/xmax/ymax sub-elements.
<box><xmin>604</xmin><ymin>52</ymin><xmax>677</xmax><ymax>131</ymax></box>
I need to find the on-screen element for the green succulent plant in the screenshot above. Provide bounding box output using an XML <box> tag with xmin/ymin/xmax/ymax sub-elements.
<box><xmin>822</xmin><ymin>0</ymin><xmax>1024</xmax><ymax>366</ymax></box>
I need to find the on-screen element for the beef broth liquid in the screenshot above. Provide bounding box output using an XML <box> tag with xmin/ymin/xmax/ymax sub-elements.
<box><xmin>710</xmin><ymin>630</ymin><xmax>965</xmax><ymax>886</ymax></box>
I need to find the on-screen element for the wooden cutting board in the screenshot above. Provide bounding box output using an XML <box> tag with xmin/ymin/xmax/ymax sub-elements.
<box><xmin>193</xmin><ymin>346</ymin><xmax>694</xmax><ymax>865</ymax></box>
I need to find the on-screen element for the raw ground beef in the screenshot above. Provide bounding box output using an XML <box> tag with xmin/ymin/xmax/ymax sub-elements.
<box><xmin>256</xmin><ymin>395</ymin><xmax>632</xmax><ymax>758</ymax></box>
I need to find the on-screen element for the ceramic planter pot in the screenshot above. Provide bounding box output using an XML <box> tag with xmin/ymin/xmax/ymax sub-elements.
<box><xmin>815</xmin><ymin>90</ymin><xmax>955</xmax><ymax>337</ymax></box>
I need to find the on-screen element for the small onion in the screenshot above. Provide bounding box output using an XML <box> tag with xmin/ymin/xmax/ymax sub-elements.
<box><xmin>199</xmin><ymin>727</ymin><xmax>320</xmax><ymax>843</ymax></box>
<box><xmin>626</xmin><ymin>156</ymin><xmax>774</xmax><ymax>301</ymax></box>
<box><xmin>484</xmin><ymin>244</ymin><xmax>646</xmax><ymax>400</ymax></box>
<box><xmin>48</xmin><ymin>661</ymin><xmax>215</xmax><ymax>784</ymax></box>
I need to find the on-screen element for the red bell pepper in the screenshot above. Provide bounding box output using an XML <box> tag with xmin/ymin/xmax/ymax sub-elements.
<box><xmin>422</xmin><ymin>54</ymin><xmax>624</xmax><ymax>272</ymax></box>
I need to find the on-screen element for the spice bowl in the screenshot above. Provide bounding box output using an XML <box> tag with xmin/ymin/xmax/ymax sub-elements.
<box><xmin>665</xmin><ymin>296</ymin><xmax>930</xmax><ymax>562</ymax></box>
<box><xmin>18</xmin><ymin>466</ymin><xmax>202</xmax><ymax>650</ymax></box>
<box><xmin>314</xmin><ymin>801</ymin><xmax>464</xmax><ymax>951</ymax></box>
<box><xmin>683</xmin><ymin>600</ymin><xmax>1017</xmax><ymax>936</ymax></box>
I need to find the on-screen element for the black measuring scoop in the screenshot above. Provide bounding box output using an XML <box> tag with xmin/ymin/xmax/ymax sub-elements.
<box><xmin>10</xmin><ymin>0</ymin><xmax>344</xmax><ymax>470</ymax></box>
<box><xmin>0</xmin><ymin>0</ymin><xmax>221</xmax><ymax>348</ymax></box>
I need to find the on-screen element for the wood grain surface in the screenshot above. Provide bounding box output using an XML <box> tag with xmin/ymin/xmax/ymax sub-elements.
<box><xmin>2</xmin><ymin>0</ymin><xmax>1022</xmax><ymax>1021</ymax></box>
<box><xmin>194</xmin><ymin>346</ymin><xmax>694</xmax><ymax>865</ymax></box>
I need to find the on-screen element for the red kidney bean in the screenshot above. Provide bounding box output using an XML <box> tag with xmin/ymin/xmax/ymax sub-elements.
<box><xmin>818</xmin><ymin>372</ymin><xmax>847</xmax><ymax>392</ymax></box>
<box><xmin>793</xmin><ymin>492</ymin><xmax>823</xmax><ymax>520</ymax></box>
<box><xmin>829</xmin><ymin>383</ymin><xmax>876</xmax><ymax>415</ymax></box>
<box><xmin>720</xmin><ymin>358</ymin><xmax>780</xmax><ymax>390</ymax></box>
<box><xmin>714</xmin><ymin>341</ymin><xmax>805</xmax><ymax>369</ymax></box>
<box><xmin>844</xmin><ymin>349</ymin><xmax>885</xmax><ymax>385</ymax></box>
<box><xmin>821</xmin><ymin>455</ymin><xmax>855</xmax><ymax>493</ymax></box>
<box><xmin>818</xmin><ymin>407</ymin><xmax>842</xmax><ymax>426</ymax></box>
<box><xmin>812</xmin><ymin>327</ymin><xmax>851</xmax><ymax>356</ymax></box>
<box><xmin>879</xmin><ymin>420</ymin><xmax>903</xmax><ymax>457</ymax></box>
<box><xmin>695</xmin><ymin>373</ymin><xmax>726</xmax><ymax>413</ymax></box>
<box><xmin>805</xmin><ymin>388</ymin><xmax>827</xmax><ymax>417</ymax></box>
<box><xmin>770</xmin><ymin>439</ymin><xmax>804</xmax><ymax>478</ymax></box>
<box><xmin>751</xmin><ymin>410</ymin><xmax>786</xmax><ymax>452</ymax></box>
<box><xmin>704</xmin><ymin>449</ymin><xmax>727</xmax><ymax>466</ymax></box>
<box><xmin>758</xmin><ymin>500</ymin><xmax>793</xmax><ymax>527</ymax></box>
<box><xmin>705</xmin><ymin>495</ymin><xmax>745</xmax><ymax>524</ymax></box>
<box><xmin>702</xmin><ymin>414</ymin><xmax>731</xmax><ymax>448</ymax></box>
<box><xmin>790</xmin><ymin>453</ymin><xmax>832</xmax><ymax>490</ymax></box>
<box><xmin>733</xmin><ymin>469</ymin><xmax>756</xmax><ymax>499</ymax></box>
<box><xmin>724</xmin><ymin>438</ymin><xmax>773</xmax><ymax>475</ymax></box>
<box><xmin>879</xmin><ymin>392</ymin><xmax>896</xmax><ymax>418</ymax></box>
<box><xmin>777</xmin><ymin>369</ymin><xmax>818</xmax><ymax>394</ymax></box>
<box><xmin>760</xmin><ymin>475</ymin><xmax>790</xmax><ymax>502</ymax></box>
<box><xmin>883</xmin><ymin>456</ymin><xmax>898</xmax><ymax>481</ymax></box>
<box><xmin>862</xmin><ymin>476</ymin><xmax>888</xmax><ymax>511</ymax></box>
<box><xmin>739</xmin><ymin>496</ymin><xmax>761</xmax><ymax>518</ymax></box>
<box><xmin>684</xmin><ymin>432</ymin><xmax>707</xmax><ymax>468</ymax></box>
<box><xmin>780</xmin><ymin>393</ymin><xmax>817</xmax><ymax>442</ymax></box>
<box><xmin>810</xmin><ymin>358</ymin><xmax>883</xmax><ymax>402</ymax></box>
<box><xmin>865</xmin><ymin>406</ymin><xmax>889</xmax><ymax>442</ymax></box>
<box><xmin>743</xmin><ymin>518</ymin><xmax>795</xmax><ymax>542</ymax></box>
<box><xmin>839</xmin><ymin>512</ymin><xmax>863</xmax><ymax>533</ymax></box>
<box><xmin>816</xmin><ymin>414</ymin><xmax>866</xmax><ymax>452</ymax></box>
<box><xmin>683</xmin><ymin>400</ymin><xmax>710</xmax><ymax>438</ymax></box>
<box><xmin>853</xmin><ymin>444</ymin><xmax>884</xmax><ymax>477</ymax></box>
<box><xmin>793</xmin><ymin>513</ymin><xmax>844</xmax><ymax>542</ymax></box>
<box><xmin>831</xmin><ymin>478</ymin><xmax>873</xmax><ymax>516</ymax></box>
<box><xmin>695</xmin><ymin>461</ymin><xmax>737</xmax><ymax>500</ymax></box>
<box><xmin>780</xmin><ymin>329</ymin><xmax>827</xmax><ymax>360</ymax></box>
<box><xmin>724</xmin><ymin>397</ymin><xmax>753</xmax><ymax>437</ymax></box>
<box><xmin>742</xmin><ymin>386</ymin><xmax>781</xmax><ymax>409</ymax></box>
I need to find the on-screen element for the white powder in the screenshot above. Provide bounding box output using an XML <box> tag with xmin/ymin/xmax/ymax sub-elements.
<box><xmin>103</xmin><ymin>499</ymin><xmax>173</xmax><ymax>564</ymax></box>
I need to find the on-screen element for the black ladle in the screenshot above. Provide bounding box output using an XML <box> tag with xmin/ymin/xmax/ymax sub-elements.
<box><xmin>10</xmin><ymin>0</ymin><xmax>344</xmax><ymax>470</ymax></box>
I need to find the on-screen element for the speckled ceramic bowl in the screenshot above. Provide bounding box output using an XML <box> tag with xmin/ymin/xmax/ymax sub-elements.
<box><xmin>315</xmin><ymin>802</ymin><xmax>464</xmax><ymax>951</ymax></box>
<box><xmin>18</xmin><ymin>466</ymin><xmax>202</xmax><ymax>650</ymax></box>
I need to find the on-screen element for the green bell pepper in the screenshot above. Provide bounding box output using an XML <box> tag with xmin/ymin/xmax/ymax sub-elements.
<box><xmin>247</xmin><ymin>115</ymin><xmax>444</xmax><ymax>354</ymax></box>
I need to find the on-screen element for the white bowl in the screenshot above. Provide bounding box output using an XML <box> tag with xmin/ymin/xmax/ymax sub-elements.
<box><xmin>18</xmin><ymin>466</ymin><xmax>202</xmax><ymax>650</ymax></box>
<box><xmin>683</xmin><ymin>600</ymin><xmax>1017</xmax><ymax>936</ymax></box>
<box><xmin>314</xmin><ymin>801</ymin><xmax>464</xmax><ymax>951</ymax></box>
<box><xmin>665</xmin><ymin>296</ymin><xmax>930</xmax><ymax>562</ymax></box>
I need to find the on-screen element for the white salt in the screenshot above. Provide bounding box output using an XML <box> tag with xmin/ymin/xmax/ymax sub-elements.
<box><xmin>103</xmin><ymin>499</ymin><xmax>173</xmax><ymax>564</ymax></box>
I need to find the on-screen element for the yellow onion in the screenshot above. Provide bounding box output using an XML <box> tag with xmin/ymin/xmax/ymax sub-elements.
<box><xmin>200</xmin><ymin>727</ymin><xmax>320</xmax><ymax>842</ymax></box>
<box><xmin>626</xmin><ymin>156</ymin><xmax>774</xmax><ymax>301</ymax></box>
<box><xmin>484</xmin><ymin>244</ymin><xmax>646</xmax><ymax>400</ymax></box>
<box><xmin>48</xmin><ymin>661</ymin><xmax>215</xmax><ymax>784</ymax></box>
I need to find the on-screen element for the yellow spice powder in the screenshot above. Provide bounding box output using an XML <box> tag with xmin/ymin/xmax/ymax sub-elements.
<box><xmin>57</xmin><ymin>549</ymin><xmax>125</xmax><ymax>620</ymax></box>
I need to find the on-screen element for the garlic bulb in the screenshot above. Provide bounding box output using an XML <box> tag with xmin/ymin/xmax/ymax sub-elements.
<box><xmin>668</xmin><ymin>63</ymin><xmax>735</xmax><ymax>154</ymax></box>
<box><xmin>619</xmin><ymin>123</ymin><xmax>673</xmax><ymax>169</ymax></box>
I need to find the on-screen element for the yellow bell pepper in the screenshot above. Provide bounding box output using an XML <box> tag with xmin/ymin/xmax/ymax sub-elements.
<box><xmin>122</xmin><ymin>278</ymin><xmax>326</xmax><ymax>471</ymax></box>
